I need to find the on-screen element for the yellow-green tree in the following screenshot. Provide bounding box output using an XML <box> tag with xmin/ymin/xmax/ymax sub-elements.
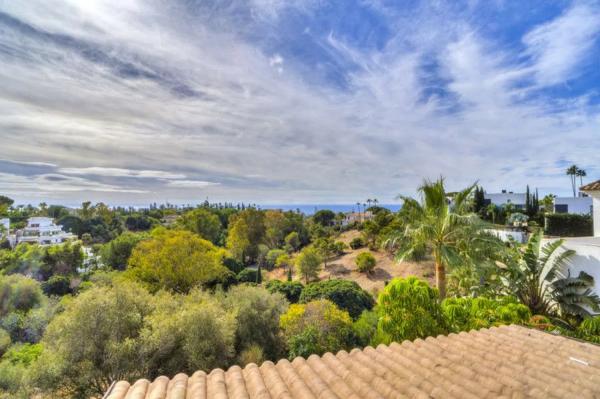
<box><xmin>226</xmin><ymin>208</ymin><xmax>265</xmax><ymax>264</ymax></box>
<box><xmin>127</xmin><ymin>229</ymin><xmax>228</xmax><ymax>293</ymax></box>
<box><xmin>295</xmin><ymin>247</ymin><xmax>322</xmax><ymax>283</ymax></box>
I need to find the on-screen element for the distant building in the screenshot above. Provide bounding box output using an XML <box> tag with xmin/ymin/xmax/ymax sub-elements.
<box><xmin>341</xmin><ymin>211</ymin><xmax>373</xmax><ymax>226</ymax></box>
<box><xmin>553</xmin><ymin>196</ymin><xmax>592</xmax><ymax>215</ymax></box>
<box><xmin>483</xmin><ymin>190</ymin><xmax>526</xmax><ymax>209</ymax></box>
<box><xmin>16</xmin><ymin>217</ymin><xmax>76</xmax><ymax>245</ymax></box>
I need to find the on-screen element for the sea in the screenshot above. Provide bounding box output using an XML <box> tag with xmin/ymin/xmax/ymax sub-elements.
<box><xmin>259</xmin><ymin>204</ymin><xmax>402</xmax><ymax>215</ymax></box>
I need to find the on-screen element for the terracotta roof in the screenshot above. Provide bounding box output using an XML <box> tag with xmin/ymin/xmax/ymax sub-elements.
<box><xmin>580</xmin><ymin>180</ymin><xmax>600</xmax><ymax>191</ymax></box>
<box><xmin>104</xmin><ymin>325</ymin><xmax>600</xmax><ymax>399</ymax></box>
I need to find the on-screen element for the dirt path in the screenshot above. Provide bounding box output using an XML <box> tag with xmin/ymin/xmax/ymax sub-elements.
<box><xmin>266</xmin><ymin>230</ymin><xmax>435</xmax><ymax>296</ymax></box>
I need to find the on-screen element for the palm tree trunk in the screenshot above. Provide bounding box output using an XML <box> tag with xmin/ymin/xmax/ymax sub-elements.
<box><xmin>434</xmin><ymin>250</ymin><xmax>446</xmax><ymax>299</ymax></box>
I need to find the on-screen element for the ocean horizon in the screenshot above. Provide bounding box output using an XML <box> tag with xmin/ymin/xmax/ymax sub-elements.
<box><xmin>259</xmin><ymin>204</ymin><xmax>402</xmax><ymax>215</ymax></box>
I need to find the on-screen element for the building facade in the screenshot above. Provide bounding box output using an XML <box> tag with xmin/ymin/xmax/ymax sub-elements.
<box><xmin>483</xmin><ymin>191</ymin><xmax>526</xmax><ymax>209</ymax></box>
<box><xmin>553</xmin><ymin>196</ymin><xmax>592</xmax><ymax>215</ymax></box>
<box><xmin>16</xmin><ymin>217</ymin><xmax>76</xmax><ymax>245</ymax></box>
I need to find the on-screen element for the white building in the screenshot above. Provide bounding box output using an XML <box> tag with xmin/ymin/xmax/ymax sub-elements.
<box><xmin>341</xmin><ymin>211</ymin><xmax>373</xmax><ymax>226</ymax></box>
<box><xmin>484</xmin><ymin>190</ymin><xmax>526</xmax><ymax>209</ymax></box>
<box><xmin>16</xmin><ymin>217</ymin><xmax>76</xmax><ymax>245</ymax></box>
<box><xmin>553</xmin><ymin>196</ymin><xmax>592</xmax><ymax>215</ymax></box>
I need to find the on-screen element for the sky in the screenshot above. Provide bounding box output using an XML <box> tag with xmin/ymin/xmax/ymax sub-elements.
<box><xmin>0</xmin><ymin>0</ymin><xmax>599</xmax><ymax>206</ymax></box>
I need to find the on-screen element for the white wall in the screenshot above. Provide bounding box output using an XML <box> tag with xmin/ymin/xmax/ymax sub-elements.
<box><xmin>486</xmin><ymin>229</ymin><xmax>527</xmax><ymax>243</ymax></box>
<box><xmin>594</xmin><ymin>196</ymin><xmax>600</xmax><ymax>237</ymax></box>
<box><xmin>553</xmin><ymin>196</ymin><xmax>592</xmax><ymax>215</ymax></box>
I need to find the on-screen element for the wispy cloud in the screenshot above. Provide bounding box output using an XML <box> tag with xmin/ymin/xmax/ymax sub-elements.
<box><xmin>0</xmin><ymin>0</ymin><xmax>599</xmax><ymax>205</ymax></box>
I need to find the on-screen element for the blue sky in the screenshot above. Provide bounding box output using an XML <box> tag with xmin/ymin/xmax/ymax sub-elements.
<box><xmin>0</xmin><ymin>0</ymin><xmax>599</xmax><ymax>205</ymax></box>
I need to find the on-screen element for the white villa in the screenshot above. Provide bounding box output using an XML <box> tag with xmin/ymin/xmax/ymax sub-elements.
<box><xmin>15</xmin><ymin>217</ymin><xmax>76</xmax><ymax>245</ymax></box>
<box><xmin>341</xmin><ymin>211</ymin><xmax>373</xmax><ymax>226</ymax></box>
<box><xmin>484</xmin><ymin>190</ymin><xmax>526</xmax><ymax>209</ymax></box>
<box><xmin>553</xmin><ymin>195</ymin><xmax>592</xmax><ymax>215</ymax></box>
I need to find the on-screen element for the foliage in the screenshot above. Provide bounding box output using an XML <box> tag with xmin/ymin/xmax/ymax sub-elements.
<box><xmin>41</xmin><ymin>275</ymin><xmax>72</xmax><ymax>297</ymax></box>
<box><xmin>312</xmin><ymin>210</ymin><xmax>336</xmax><ymax>227</ymax></box>
<box><xmin>352</xmin><ymin>310</ymin><xmax>382</xmax><ymax>347</ymax></box>
<box><xmin>386</xmin><ymin>178</ymin><xmax>481</xmax><ymax>298</ymax></box>
<box><xmin>355</xmin><ymin>252</ymin><xmax>376</xmax><ymax>273</ymax></box>
<box><xmin>349</xmin><ymin>237</ymin><xmax>364</xmax><ymax>249</ymax></box>
<box><xmin>284</xmin><ymin>231</ymin><xmax>300</xmax><ymax>252</ymax></box>
<box><xmin>507</xmin><ymin>212</ymin><xmax>528</xmax><ymax>225</ymax></box>
<box><xmin>101</xmin><ymin>231</ymin><xmax>148</xmax><ymax>271</ymax></box>
<box><xmin>0</xmin><ymin>274</ymin><xmax>43</xmax><ymax>317</ymax></box>
<box><xmin>0</xmin><ymin>329</ymin><xmax>10</xmax><ymax>356</ymax></box>
<box><xmin>178</xmin><ymin>208</ymin><xmax>223</xmax><ymax>245</ymax></box>
<box><xmin>299</xmin><ymin>279</ymin><xmax>374</xmax><ymax>320</ymax></box>
<box><xmin>220</xmin><ymin>285</ymin><xmax>288</xmax><ymax>361</ymax></box>
<box><xmin>40</xmin><ymin>242</ymin><xmax>84</xmax><ymax>280</ymax></box>
<box><xmin>376</xmin><ymin>277</ymin><xmax>447</xmax><ymax>343</ymax></box>
<box><xmin>441</xmin><ymin>297</ymin><xmax>531</xmax><ymax>332</ymax></box>
<box><xmin>280</xmin><ymin>300</ymin><xmax>355</xmax><ymax>358</ymax></box>
<box><xmin>295</xmin><ymin>247</ymin><xmax>322</xmax><ymax>283</ymax></box>
<box><xmin>266</xmin><ymin>280</ymin><xmax>304</xmax><ymax>303</ymax></box>
<box><xmin>500</xmin><ymin>231</ymin><xmax>600</xmax><ymax>318</ymax></box>
<box><xmin>222</xmin><ymin>257</ymin><xmax>244</xmax><ymax>274</ymax></box>
<box><xmin>274</xmin><ymin>253</ymin><xmax>291</xmax><ymax>270</ymax></box>
<box><xmin>544</xmin><ymin>213</ymin><xmax>593</xmax><ymax>237</ymax></box>
<box><xmin>575</xmin><ymin>317</ymin><xmax>600</xmax><ymax>343</ymax></box>
<box><xmin>126</xmin><ymin>229</ymin><xmax>228</xmax><ymax>293</ymax></box>
<box><xmin>236</xmin><ymin>268</ymin><xmax>260</xmax><ymax>283</ymax></box>
<box><xmin>266</xmin><ymin>249</ymin><xmax>286</xmax><ymax>269</ymax></box>
<box><xmin>226</xmin><ymin>209</ymin><xmax>266</xmax><ymax>264</ymax></box>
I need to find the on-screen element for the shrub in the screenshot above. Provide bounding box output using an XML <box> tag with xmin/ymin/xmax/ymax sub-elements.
<box><xmin>266</xmin><ymin>280</ymin><xmax>304</xmax><ymax>303</ymax></box>
<box><xmin>300</xmin><ymin>279</ymin><xmax>374</xmax><ymax>319</ymax></box>
<box><xmin>352</xmin><ymin>310</ymin><xmax>381</xmax><ymax>347</ymax></box>
<box><xmin>280</xmin><ymin>300</ymin><xmax>355</xmax><ymax>358</ymax></box>
<box><xmin>442</xmin><ymin>297</ymin><xmax>531</xmax><ymax>332</ymax></box>
<box><xmin>284</xmin><ymin>232</ymin><xmax>300</xmax><ymax>252</ymax></box>
<box><xmin>223</xmin><ymin>257</ymin><xmax>244</xmax><ymax>274</ymax></box>
<box><xmin>126</xmin><ymin>229</ymin><xmax>229</xmax><ymax>293</ymax></box>
<box><xmin>0</xmin><ymin>329</ymin><xmax>10</xmax><ymax>356</ymax></box>
<box><xmin>101</xmin><ymin>231</ymin><xmax>148</xmax><ymax>271</ymax></box>
<box><xmin>544</xmin><ymin>213</ymin><xmax>593</xmax><ymax>237</ymax></box>
<box><xmin>266</xmin><ymin>249</ymin><xmax>286</xmax><ymax>269</ymax></box>
<box><xmin>376</xmin><ymin>277</ymin><xmax>447</xmax><ymax>343</ymax></box>
<box><xmin>333</xmin><ymin>241</ymin><xmax>347</xmax><ymax>255</ymax></box>
<box><xmin>0</xmin><ymin>274</ymin><xmax>43</xmax><ymax>317</ymax></box>
<box><xmin>41</xmin><ymin>275</ymin><xmax>72</xmax><ymax>297</ymax></box>
<box><xmin>274</xmin><ymin>253</ymin><xmax>291</xmax><ymax>269</ymax></box>
<box><xmin>349</xmin><ymin>237</ymin><xmax>364</xmax><ymax>250</ymax></box>
<box><xmin>237</xmin><ymin>268</ymin><xmax>260</xmax><ymax>283</ymax></box>
<box><xmin>576</xmin><ymin>316</ymin><xmax>600</xmax><ymax>343</ymax></box>
<box><xmin>220</xmin><ymin>285</ymin><xmax>288</xmax><ymax>360</ymax></box>
<box><xmin>356</xmin><ymin>252</ymin><xmax>376</xmax><ymax>273</ymax></box>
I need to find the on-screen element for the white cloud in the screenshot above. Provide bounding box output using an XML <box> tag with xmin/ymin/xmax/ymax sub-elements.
<box><xmin>523</xmin><ymin>3</ymin><xmax>600</xmax><ymax>86</ymax></box>
<box><xmin>167</xmin><ymin>180</ymin><xmax>219</xmax><ymax>188</ymax></box>
<box><xmin>58</xmin><ymin>167</ymin><xmax>186</xmax><ymax>180</ymax></box>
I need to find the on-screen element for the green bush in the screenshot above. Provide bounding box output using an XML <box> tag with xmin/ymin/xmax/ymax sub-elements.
<box><xmin>376</xmin><ymin>277</ymin><xmax>447</xmax><ymax>343</ymax></box>
<box><xmin>223</xmin><ymin>257</ymin><xmax>244</xmax><ymax>274</ymax></box>
<box><xmin>576</xmin><ymin>316</ymin><xmax>600</xmax><ymax>343</ymax></box>
<box><xmin>352</xmin><ymin>310</ymin><xmax>381</xmax><ymax>347</ymax></box>
<box><xmin>237</xmin><ymin>268</ymin><xmax>260</xmax><ymax>283</ymax></box>
<box><xmin>266</xmin><ymin>280</ymin><xmax>304</xmax><ymax>303</ymax></box>
<box><xmin>349</xmin><ymin>237</ymin><xmax>364</xmax><ymax>249</ymax></box>
<box><xmin>0</xmin><ymin>329</ymin><xmax>10</xmax><ymax>356</ymax></box>
<box><xmin>41</xmin><ymin>275</ymin><xmax>72</xmax><ymax>297</ymax></box>
<box><xmin>442</xmin><ymin>297</ymin><xmax>531</xmax><ymax>332</ymax></box>
<box><xmin>300</xmin><ymin>279</ymin><xmax>374</xmax><ymax>319</ymax></box>
<box><xmin>356</xmin><ymin>252</ymin><xmax>376</xmax><ymax>273</ymax></box>
<box><xmin>544</xmin><ymin>213</ymin><xmax>592</xmax><ymax>237</ymax></box>
<box><xmin>266</xmin><ymin>249</ymin><xmax>286</xmax><ymax>268</ymax></box>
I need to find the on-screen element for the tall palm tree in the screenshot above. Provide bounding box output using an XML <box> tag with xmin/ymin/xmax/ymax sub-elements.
<box><xmin>486</xmin><ymin>203</ymin><xmax>497</xmax><ymax>224</ymax></box>
<box><xmin>566</xmin><ymin>165</ymin><xmax>579</xmax><ymax>198</ymax></box>
<box><xmin>501</xmin><ymin>230</ymin><xmax>600</xmax><ymax>318</ymax></box>
<box><xmin>386</xmin><ymin>178</ymin><xmax>479</xmax><ymax>298</ymax></box>
<box><xmin>576</xmin><ymin>168</ymin><xmax>587</xmax><ymax>187</ymax></box>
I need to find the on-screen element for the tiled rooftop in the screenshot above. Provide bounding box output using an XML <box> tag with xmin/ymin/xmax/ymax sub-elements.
<box><xmin>580</xmin><ymin>180</ymin><xmax>600</xmax><ymax>191</ymax></box>
<box><xmin>104</xmin><ymin>325</ymin><xmax>600</xmax><ymax>399</ymax></box>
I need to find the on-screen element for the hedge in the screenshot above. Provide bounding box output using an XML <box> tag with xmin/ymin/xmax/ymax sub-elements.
<box><xmin>299</xmin><ymin>279</ymin><xmax>374</xmax><ymax>319</ymax></box>
<box><xmin>544</xmin><ymin>213</ymin><xmax>592</xmax><ymax>237</ymax></box>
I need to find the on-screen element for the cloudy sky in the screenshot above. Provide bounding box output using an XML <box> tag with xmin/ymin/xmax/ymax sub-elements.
<box><xmin>0</xmin><ymin>0</ymin><xmax>599</xmax><ymax>206</ymax></box>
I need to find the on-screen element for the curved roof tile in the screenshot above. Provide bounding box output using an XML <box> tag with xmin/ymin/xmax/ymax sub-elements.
<box><xmin>104</xmin><ymin>325</ymin><xmax>600</xmax><ymax>399</ymax></box>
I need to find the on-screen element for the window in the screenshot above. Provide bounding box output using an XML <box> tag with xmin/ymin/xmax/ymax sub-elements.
<box><xmin>555</xmin><ymin>204</ymin><xmax>568</xmax><ymax>213</ymax></box>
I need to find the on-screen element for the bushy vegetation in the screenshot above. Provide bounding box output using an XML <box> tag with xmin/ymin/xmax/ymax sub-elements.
<box><xmin>266</xmin><ymin>280</ymin><xmax>304</xmax><ymax>303</ymax></box>
<box><xmin>299</xmin><ymin>279</ymin><xmax>374</xmax><ymax>320</ymax></box>
<box><xmin>355</xmin><ymin>251</ymin><xmax>376</xmax><ymax>273</ymax></box>
<box><xmin>544</xmin><ymin>213</ymin><xmax>593</xmax><ymax>237</ymax></box>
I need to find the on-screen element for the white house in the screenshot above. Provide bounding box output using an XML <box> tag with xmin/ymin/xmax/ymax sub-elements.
<box><xmin>341</xmin><ymin>211</ymin><xmax>373</xmax><ymax>226</ymax></box>
<box><xmin>484</xmin><ymin>190</ymin><xmax>526</xmax><ymax>209</ymax></box>
<box><xmin>16</xmin><ymin>217</ymin><xmax>76</xmax><ymax>245</ymax></box>
<box><xmin>553</xmin><ymin>196</ymin><xmax>592</xmax><ymax>215</ymax></box>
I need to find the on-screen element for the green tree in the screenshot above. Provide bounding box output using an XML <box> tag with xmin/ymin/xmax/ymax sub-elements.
<box><xmin>0</xmin><ymin>274</ymin><xmax>43</xmax><ymax>317</ymax></box>
<box><xmin>178</xmin><ymin>208</ymin><xmax>223</xmax><ymax>245</ymax></box>
<box><xmin>313</xmin><ymin>210</ymin><xmax>335</xmax><ymax>227</ymax></box>
<box><xmin>266</xmin><ymin>280</ymin><xmax>304</xmax><ymax>303</ymax></box>
<box><xmin>356</xmin><ymin>252</ymin><xmax>376</xmax><ymax>274</ymax></box>
<box><xmin>266</xmin><ymin>249</ymin><xmax>286</xmax><ymax>269</ymax></box>
<box><xmin>41</xmin><ymin>275</ymin><xmax>72</xmax><ymax>296</ymax></box>
<box><xmin>376</xmin><ymin>277</ymin><xmax>447</xmax><ymax>343</ymax></box>
<box><xmin>501</xmin><ymin>231</ymin><xmax>600</xmax><ymax>318</ymax></box>
<box><xmin>485</xmin><ymin>203</ymin><xmax>498</xmax><ymax>224</ymax></box>
<box><xmin>126</xmin><ymin>229</ymin><xmax>228</xmax><ymax>293</ymax></box>
<box><xmin>101</xmin><ymin>231</ymin><xmax>148</xmax><ymax>271</ymax></box>
<box><xmin>442</xmin><ymin>297</ymin><xmax>530</xmax><ymax>332</ymax></box>
<box><xmin>220</xmin><ymin>285</ymin><xmax>288</xmax><ymax>361</ymax></box>
<box><xmin>284</xmin><ymin>231</ymin><xmax>300</xmax><ymax>252</ymax></box>
<box><xmin>31</xmin><ymin>281</ymin><xmax>154</xmax><ymax>397</ymax></box>
<box><xmin>387</xmin><ymin>178</ymin><xmax>480</xmax><ymax>298</ymax></box>
<box><xmin>280</xmin><ymin>300</ymin><xmax>355</xmax><ymax>358</ymax></box>
<box><xmin>40</xmin><ymin>242</ymin><xmax>84</xmax><ymax>280</ymax></box>
<box><xmin>299</xmin><ymin>279</ymin><xmax>374</xmax><ymax>319</ymax></box>
<box><xmin>566</xmin><ymin>164</ymin><xmax>579</xmax><ymax>198</ymax></box>
<box><xmin>295</xmin><ymin>247</ymin><xmax>322</xmax><ymax>283</ymax></box>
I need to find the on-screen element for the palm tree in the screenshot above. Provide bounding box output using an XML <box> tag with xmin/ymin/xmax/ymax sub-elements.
<box><xmin>366</xmin><ymin>199</ymin><xmax>372</xmax><ymax>210</ymax></box>
<box><xmin>486</xmin><ymin>203</ymin><xmax>497</xmax><ymax>224</ymax></box>
<box><xmin>566</xmin><ymin>165</ymin><xmax>579</xmax><ymax>198</ymax></box>
<box><xmin>386</xmin><ymin>178</ymin><xmax>479</xmax><ymax>298</ymax></box>
<box><xmin>500</xmin><ymin>231</ymin><xmax>600</xmax><ymax>318</ymax></box>
<box><xmin>576</xmin><ymin>168</ymin><xmax>587</xmax><ymax>187</ymax></box>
